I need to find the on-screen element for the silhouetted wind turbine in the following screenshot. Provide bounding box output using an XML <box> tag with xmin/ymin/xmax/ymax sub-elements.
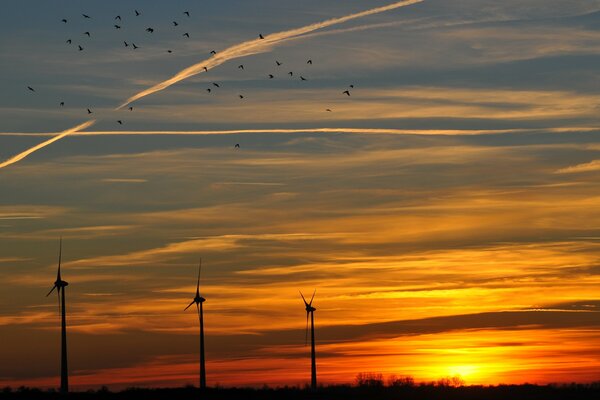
<box><xmin>300</xmin><ymin>289</ymin><xmax>317</xmax><ymax>390</ymax></box>
<box><xmin>185</xmin><ymin>259</ymin><xmax>207</xmax><ymax>390</ymax></box>
<box><xmin>46</xmin><ymin>238</ymin><xmax>69</xmax><ymax>394</ymax></box>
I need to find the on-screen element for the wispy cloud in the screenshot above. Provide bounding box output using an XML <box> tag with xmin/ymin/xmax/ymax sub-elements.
<box><xmin>556</xmin><ymin>160</ymin><xmax>600</xmax><ymax>174</ymax></box>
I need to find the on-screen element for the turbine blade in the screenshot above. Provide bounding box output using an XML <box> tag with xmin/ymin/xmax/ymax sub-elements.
<box><xmin>46</xmin><ymin>285</ymin><xmax>57</xmax><ymax>297</ymax></box>
<box><xmin>305</xmin><ymin>311</ymin><xmax>309</xmax><ymax>346</ymax></box>
<box><xmin>196</xmin><ymin>258</ymin><xmax>201</xmax><ymax>296</ymax></box>
<box><xmin>299</xmin><ymin>290</ymin><xmax>308</xmax><ymax>306</ymax></box>
<box><xmin>184</xmin><ymin>300</ymin><xmax>195</xmax><ymax>311</ymax></box>
<box><xmin>57</xmin><ymin>237</ymin><xmax>62</xmax><ymax>280</ymax></box>
<box><xmin>57</xmin><ymin>288</ymin><xmax>61</xmax><ymax>316</ymax></box>
<box><xmin>309</xmin><ymin>289</ymin><xmax>316</xmax><ymax>306</ymax></box>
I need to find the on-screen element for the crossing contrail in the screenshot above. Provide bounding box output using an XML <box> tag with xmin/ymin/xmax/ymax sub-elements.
<box><xmin>0</xmin><ymin>0</ymin><xmax>424</xmax><ymax>170</ymax></box>
<box><xmin>0</xmin><ymin>120</ymin><xmax>95</xmax><ymax>169</ymax></box>
<box><xmin>118</xmin><ymin>0</ymin><xmax>424</xmax><ymax>109</ymax></box>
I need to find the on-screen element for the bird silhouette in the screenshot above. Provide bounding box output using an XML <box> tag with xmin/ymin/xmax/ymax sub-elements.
<box><xmin>203</xmin><ymin>67</ymin><xmax>208</xmax><ymax>72</ymax></box>
<box><xmin>210</xmin><ymin>50</ymin><xmax>217</xmax><ymax>55</ymax></box>
<box><xmin>343</xmin><ymin>90</ymin><xmax>350</xmax><ymax>96</ymax></box>
<box><xmin>173</xmin><ymin>21</ymin><xmax>179</xmax><ymax>26</ymax></box>
<box><xmin>238</xmin><ymin>65</ymin><xmax>244</xmax><ymax>70</ymax></box>
<box><xmin>27</xmin><ymin>86</ymin><xmax>35</xmax><ymax>92</ymax></box>
<box><xmin>234</xmin><ymin>144</ymin><xmax>240</xmax><ymax>148</ymax></box>
<box><xmin>268</xmin><ymin>74</ymin><xmax>274</xmax><ymax>79</ymax></box>
<box><xmin>239</xmin><ymin>94</ymin><xmax>244</xmax><ymax>99</ymax></box>
<box><xmin>206</xmin><ymin>88</ymin><xmax>211</xmax><ymax>93</ymax></box>
<box><xmin>167</xmin><ymin>50</ymin><xmax>173</xmax><ymax>53</ymax></box>
<box><xmin>124</xmin><ymin>41</ymin><xmax>129</xmax><ymax>47</ymax></box>
<box><xmin>276</xmin><ymin>60</ymin><xmax>282</xmax><ymax>66</ymax></box>
<box><xmin>82</xmin><ymin>14</ymin><xmax>91</xmax><ymax>19</ymax></box>
<box><xmin>135</xmin><ymin>10</ymin><xmax>141</xmax><ymax>16</ymax></box>
<box><xmin>288</xmin><ymin>71</ymin><xmax>293</xmax><ymax>76</ymax></box>
<box><xmin>78</xmin><ymin>45</ymin><xmax>84</xmax><ymax>51</ymax></box>
<box><xmin>146</xmin><ymin>27</ymin><xmax>154</xmax><ymax>33</ymax></box>
<box><xmin>87</xmin><ymin>108</ymin><xmax>92</xmax><ymax>114</ymax></box>
<box><xmin>115</xmin><ymin>15</ymin><xmax>121</xmax><ymax>21</ymax></box>
<box><xmin>183</xmin><ymin>32</ymin><xmax>190</xmax><ymax>38</ymax></box>
<box><xmin>60</xmin><ymin>102</ymin><xmax>65</xmax><ymax>106</ymax></box>
<box><xmin>259</xmin><ymin>34</ymin><xmax>264</xmax><ymax>39</ymax></box>
<box><xmin>84</xmin><ymin>31</ymin><xmax>91</xmax><ymax>37</ymax></box>
<box><xmin>349</xmin><ymin>84</ymin><xmax>354</xmax><ymax>88</ymax></box>
<box><xmin>307</xmin><ymin>59</ymin><xmax>313</xmax><ymax>64</ymax></box>
<box><xmin>132</xmin><ymin>43</ymin><xmax>139</xmax><ymax>49</ymax></box>
<box><xmin>212</xmin><ymin>83</ymin><xmax>220</xmax><ymax>88</ymax></box>
<box><xmin>114</xmin><ymin>25</ymin><xmax>121</xmax><ymax>29</ymax></box>
<box><xmin>300</xmin><ymin>76</ymin><xmax>307</xmax><ymax>81</ymax></box>
<box><xmin>128</xmin><ymin>107</ymin><xmax>133</xmax><ymax>111</ymax></box>
<box><xmin>184</xmin><ymin>11</ymin><xmax>190</xmax><ymax>17</ymax></box>
<box><xmin>326</xmin><ymin>108</ymin><xmax>332</xmax><ymax>112</ymax></box>
<box><xmin>61</xmin><ymin>19</ymin><xmax>67</xmax><ymax>23</ymax></box>
<box><xmin>117</xmin><ymin>120</ymin><xmax>123</xmax><ymax>125</ymax></box>
<box><xmin>66</xmin><ymin>39</ymin><xmax>72</xmax><ymax>44</ymax></box>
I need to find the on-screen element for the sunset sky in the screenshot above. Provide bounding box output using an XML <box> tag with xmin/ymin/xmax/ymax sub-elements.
<box><xmin>2</xmin><ymin>0</ymin><xmax>600</xmax><ymax>390</ymax></box>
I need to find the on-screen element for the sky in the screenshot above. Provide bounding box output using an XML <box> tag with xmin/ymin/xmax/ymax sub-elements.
<box><xmin>1</xmin><ymin>0</ymin><xmax>600</xmax><ymax>390</ymax></box>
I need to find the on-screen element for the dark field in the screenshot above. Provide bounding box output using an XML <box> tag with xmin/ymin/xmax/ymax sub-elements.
<box><xmin>2</xmin><ymin>383</ymin><xmax>600</xmax><ymax>400</ymax></box>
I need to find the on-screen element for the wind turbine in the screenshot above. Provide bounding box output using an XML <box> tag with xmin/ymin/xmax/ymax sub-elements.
<box><xmin>300</xmin><ymin>289</ymin><xmax>317</xmax><ymax>390</ymax></box>
<box><xmin>185</xmin><ymin>259</ymin><xmax>206</xmax><ymax>390</ymax></box>
<box><xmin>46</xmin><ymin>238</ymin><xmax>69</xmax><ymax>394</ymax></box>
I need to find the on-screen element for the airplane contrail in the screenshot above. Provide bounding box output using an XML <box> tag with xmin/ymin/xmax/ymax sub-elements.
<box><xmin>118</xmin><ymin>0</ymin><xmax>425</xmax><ymax>109</ymax></box>
<box><xmin>0</xmin><ymin>120</ymin><xmax>95</xmax><ymax>169</ymax></box>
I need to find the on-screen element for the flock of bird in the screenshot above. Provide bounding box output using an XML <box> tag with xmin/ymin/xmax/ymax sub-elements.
<box><xmin>26</xmin><ymin>8</ymin><xmax>357</xmax><ymax>148</ymax></box>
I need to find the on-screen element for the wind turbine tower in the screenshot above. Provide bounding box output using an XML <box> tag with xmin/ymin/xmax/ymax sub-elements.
<box><xmin>185</xmin><ymin>259</ymin><xmax>207</xmax><ymax>389</ymax></box>
<box><xmin>300</xmin><ymin>289</ymin><xmax>317</xmax><ymax>390</ymax></box>
<box><xmin>46</xmin><ymin>238</ymin><xmax>69</xmax><ymax>394</ymax></box>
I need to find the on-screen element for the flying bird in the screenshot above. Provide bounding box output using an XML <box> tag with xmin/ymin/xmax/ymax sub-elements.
<box><xmin>300</xmin><ymin>76</ymin><xmax>307</xmax><ymax>81</ymax></box>
<box><xmin>259</xmin><ymin>34</ymin><xmax>264</xmax><ymax>39</ymax></box>
<box><xmin>343</xmin><ymin>90</ymin><xmax>350</xmax><ymax>96</ymax></box>
<box><xmin>124</xmin><ymin>41</ymin><xmax>129</xmax><ymax>47</ymax></box>
<box><xmin>82</xmin><ymin>14</ymin><xmax>91</xmax><ymax>19</ymax></box>
<box><xmin>212</xmin><ymin>83</ymin><xmax>220</xmax><ymax>88</ymax></box>
<box><xmin>210</xmin><ymin>50</ymin><xmax>217</xmax><ymax>55</ymax></box>
<box><xmin>114</xmin><ymin>25</ymin><xmax>121</xmax><ymax>29</ymax></box>
<box><xmin>183</xmin><ymin>32</ymin><xmax>190</xmax><ymax>38</ymax></box>
<box><xmin>184</xmin><ymin>11</ymin><xmax>190</xmax><ymax>17</ymax></box>
<box><xmin>326</xmin><ymin>108</ymin><xmax>332</xmax><ymax>112</ymax></box>
<box><xmin>87</xmin><ymin>108</ymin><xmax>92</xmax><ymax>114</ymax></box>
<box><xmin>128</xmin><ymin>107</ymin><xmax>133</xmax><ymax>111</ymax></box>
<box><xmin>307</xmin><ymin>59</ymin><xmax>313</xmax><ymax>64</ymax></box>
<box><xmin>234</xmin><ymin>144</ymin><xmax>240</xmax><ymax>148</ymax></box>
<box><xmin>239</xmin><ymin>94</ymin><xmax>244</xmax><ymax>99</ymax></box>
<box><xmin>146</xmin><ymin>27</ymin><xmax>154</xmax><ymax>33</ymax></box>
<box><xmin>60</xmin><ymin>102</ymin><xmax>65</xmax><ymax>107</ymax></box>
<box><xmin>268</xmin><ymin>74</ymin><xmax>274</xmax><ymax>79</ymax></box>
<box><xmin>61</xmin><ymin>19</ymin><xmax>67</xmax><ymax>23</ymax></box>
<box><xmin>115</xmin><ymin>15</ymin><xmax>121</xmax><ymax>20</ymax></box>
<box><xmin>276</xmin><ymin>60</ymin><xmax>282</xmax><ymax>66</ymax></box>
<box><xmin>66</xmin><ymin>39</ymin><xmax>72</xmax><ymax>44</ymax></box>
<box><xmin>238</xmin><ymin>64</ymin><xmax>244</xmax><ymax>69</ymax></box>
<box><xmin>78</xmin><ymin>45</ymin><xmax>84</xmax><ymax>51</ymax></box>
<box><xmin>167</xmin><ymin>50</ymin><xmax>173</xmax><ymax>53</ymax></box>
<box><xmin>206</xmin><ymin>88</ymin><xmax>211</xmax><ymax>93</ymax></box>
<box><xmin>135</xmin><ymin>10</ymin><xmax>141</xmax><ymax>16</ymax></box>
<box><xmin>27</xmin><ymin>86</ymin><xmax>35</xmax><ymax>92</ymax></box>
<box><xmin>132</xmin><ymin>43</ymin><xmax>139</xmax><ymax>49</ymax></box>
<box><xmin>203</xmin><ymin>67</ymin><xmax>208</xmax><ymax>72</ymax></box>
<box><xmin>173</xmin><ymin>21</ymin><xmax>179</xmax><ymax>26</ymax></box>
<box><xmin>84</xmin><ymin>31</ymin><xmax>91</xmax><ymax>37</ymax></box>
<box><xmin>288</xmin><ymin>71</ymin><xmax>293</xmax><ymax>76</ymax></box>
<box><xmin>117</xmin><ymin>120</ymin><xmax>123</xmax><ymax>125</ymax></box>
<box><xmin>349</xmin><ymin>84</ymin><xmax>355</xmax><ymax>88</ymax></box>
